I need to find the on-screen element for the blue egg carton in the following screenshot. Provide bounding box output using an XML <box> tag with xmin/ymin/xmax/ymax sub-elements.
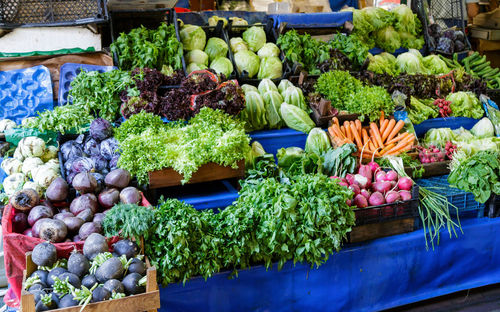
<box><xmin>416</xmin><ymin>175</ymin><xmax>485</xmax><ymax>218</ymax></box>
<box><xmin>58</xmin><ymin>63</ymin><xmax>117</xmax><ymax>106</ymax></box>
<box><xmin>249</xmin><ymin>128</ymin><xmax>308</xmax><ymax>156</ymax></box>
<box><xmin>0</xmin><ymin>65</ymin><xmax>53</xmax><ymax>124</ymax></box>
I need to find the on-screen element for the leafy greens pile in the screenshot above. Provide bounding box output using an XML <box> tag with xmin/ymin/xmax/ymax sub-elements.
<box><xmin>448</xmin><ymin>151</ymin><xmax>500</xmax><ymax>203</ymax></box>
<box><xmin>22</xmin><ymin>105</ymin><xmax>94</xmax><ymax>134</ymax></box>
<box><xmin>110</xmin><ymin>23</ymin><xmax>183</xmax><ymax>71</ymax></box>
<box><xmin>314</xmin><ymin>70</ymin><xmax>394</xmax><ymax>121</ymax></box>
<box><xmin>115</xmin><ymin>108</ymin><xmax>250</xmax><ymax>185</ymax></box>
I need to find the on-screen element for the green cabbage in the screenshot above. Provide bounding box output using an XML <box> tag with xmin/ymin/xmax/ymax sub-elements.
<box><xmin>423</xmin><ymin>55</ymin><xmax>449</xmax><ymax>75</ymax></box>
<box><xmin>242</xmin><ymin>26</ymin><xmax>266</xmax><ymax>52</ymax></box>
<box><xmin>208</xmin><ymin>16</ymin><xmax>228</xmax><ymax>27</ymax></box>
<box><xmin>180</xmin><ymin>25</ymin><xmax>206</xmax><ymax>51</ymax></box>
<box><xmin>283</xmin><ymin>86</ymin><xmax>307</xmax><ymax>111</ymax></box>
<box><xmin>257</xmin><ymin>42</ymin><xmax>280</xmax><ymax>59</ymax></box>
<box><xmin>241</xmin><ymin>91</ymin><xmax>267</xmax><ymax>131</ymax></box>
<box><xmin>257</xmin><ymin>56</ymin><xmax>283</xmax><ymax>79</ymax></box>
<box><xmin>456</xmin><ymin>137</ymin><xmax>500</xmax><ymax>156</ymax></box>
<box><xmin>424</xmin><ymin>128</ymin><xmax>455</xmax><ymax>147</ymax></box>
<box><xmin>241</xmin><ymin>84</ymin><xmax>258</xmax><ymax>94</ymax></box>
<box><xmin>393</xmin><ymin>4</ymin><xmax>418</xmax><ymax>35</ymax></box>
<box><xmin>367</xmin><ymin>52</ymin><xmax>398</xmax><ymax>75</ymax></box>
<box><xmin>278</xmin><ymin>79</ymin><xmax>294</xmax><ymax>96</ymax></box>
<box><xmin>230</xmin><ymin>37</ymin><xmax>248</xmax><ymax>53</ymax></box>
<box><xmin>258</xmin><ymin>79</ymin><xmax>278</xmax><ymax>95</ymax></box>
<box><xmin>396</xmin><ymin>51</ymin><xmax>426</xmax><ymax>74</ymax></box>
<box><xmin>277</xmin><ymin>146</ymin><xmax>304</xmax><ymax>167</ymax></box>
<box><xmin>204</xmin><ymin>37</ymin><xmax>228</xmax><ymax>62</ymax></box>
<box><xmin>246</xmin><ymin>141</ymin><xmax>266</xmax><ymax>169</ymax></box>
<box><xmin>400</xmin><ymin>32</ymin><xmax>424</xmax><ymax>50</ymax></box>
<box><xmin>262</xmin><ymin>91</ymin><xmax>284</xmax><ymax>129</ymax></box>
<box><xmin>446</xmin><ymin>92</ymin><xmax>484</xmax><ymax>119</ymax></box>
<box><xmin>234</xmin><ymin>50</ymin><xmax>260</xmax><ymax>78</ymax></box>
<box><xmin>453</xmin><ymin>127</ymin><xmax>475</xmax><ymax>141</ymax></box>
<box><xmin>186</xmin><ymin>49</ymin><xmax>209</xmax><ymax>66</ymax></box>
<box><xmin>187</xmin><ymin>62</ymin><xmax>207</xmax><ymax>73</ymax></box>
<box><xmin>209</xmin><ymin>57</ymin><xmax>233</xmax><ymax>78</ymax></box>
<box><xmin>374</xmin><ymin>26</ymin><xmax>401</xmax><ymax>53</ymax></box>
<box><xmin>280</xmin><ymin>103</ymin><xmax>314</xmax><ymax>133</ymax></box>
<box><xmin>305</xmin><ymin>128</ymin><xmax>330</xmax><ymax>155</ymax></box>
<box><xmin>359</xmin><ymin>7</ymin><xmax>395</xmax><ymax>31</ymax></box>
<box><xmin>471</xmin><ymin>117</ymin><xmax>495</xmax><ymax>138</ymax></box>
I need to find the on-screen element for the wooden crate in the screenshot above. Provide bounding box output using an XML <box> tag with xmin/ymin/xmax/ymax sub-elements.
<box><xmin>148</xmin><ymin>160</ymin><xmax>245</xmax><ymax>189</ymax></box>
<box><xmin>349</xmin><ymin>218</ymin><xmax>416</xmax><ymax>243</ymax></box>
<box><xmin>405</xmin><ymin>160</ymin><xmax>450</xmax><ymax>178</ymax></box>
<box><xmin>21</xmin><ymin>253</ymin><xmax>160</xmax><ymax>312</ymax></box>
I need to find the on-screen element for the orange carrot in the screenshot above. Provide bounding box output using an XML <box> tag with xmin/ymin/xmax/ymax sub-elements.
<box><xmin>385</xmin><ymin>142</ymin><xmax>413</xmax><ymax>156</ymax></box>
<box><xmin>344</xmin><ymin>123</ymin><xmax>353</xmax><ymax>142</ymax></box>
<box><xmin>379</xmin><ymin>119</ymin><xmax>389</xmax><ymax>135</ymax></box>
<box><xmin>355</xmin><ymin>120</ymin><xmax>362</xmax><ymax>133</ymax></box>
<box><xmin>362</xmin><ymin>128</ymin><xmax>370</xmax><ymax>145</ymax></box>
<box><xmin>350</xmin><ymin>123</ymin><xmax>363</xmax><ymax>149</ymax></box>
<box><xmin>380</xmin><ymin>111</ymin><xmax>385</xmax><ymax>125</ymax></box>
<box><xmin>379</xmin><ymin>143</ymin><xmax>395</xmax><ymax>155</ymax></box>
<box><xmin>386</xmin><ymin>120</ymin><xmax>405</xmax><ymax>143</ymax></box>
<box><xmin>382</xmin><ymin>119</ymin><xmax>396</xmax><ymax>142</ymax></box>
<box><xmin>370</xmin><ymin>123</ymin><xmax>384</xmax><ymax>149</ymax></box>
<box><xmin>386</xmin><ymin>132</ymin><xmax>409</xmax><ymax>145</ymax></box>
<box><xmin>382</xmin><ymin>136</ymin><xmax>414</xmax><ymax>155</ymax></box>
<box><xmin>332</xmin><ymin>117</ymin><xmax>340</xmax><ymax>129</ymax></box>
<box><xmin>340</xmin><ymin>125</ymin><xmax>346</xmax><ymax>137</ymax></box>
<box><xmin>368</xmin><ymin>141</ymin><xmax>377</xmax><ymax>153</ymax></box>
<box><xmin>330</xmin><ymin>125</ymin><xmax>345</xmax><ymax>140</ymax></box>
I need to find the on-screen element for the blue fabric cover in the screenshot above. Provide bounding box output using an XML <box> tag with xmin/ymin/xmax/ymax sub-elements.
<box><xmin>159</xmin><ymin>218</ymin><xmax>500</xmax><ymax>312</ymax></box>
<box><xmin>269</xmin><ymin>11</ymin><xmax>352</xmax><ymax>28</ymax></box>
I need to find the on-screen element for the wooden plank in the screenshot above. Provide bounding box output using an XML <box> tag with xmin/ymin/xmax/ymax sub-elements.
<box><xmin>349</xmin><ymin>218</ymin><xmax>415</xmax><ymax>243</ymax></box>
<box><xmin>405</xmin><ymin>160</ymin><xmax>450</xmax><ymax>178</ymax></box>
<box><xmin>148</xmin><ymin>160</ymin><xmax>245</xmax><ymax>189</ymax></box>
<box><xmin>470</xmin><ymin>26</ymin><xmax>500</xmax><ymax>41</ymax></box>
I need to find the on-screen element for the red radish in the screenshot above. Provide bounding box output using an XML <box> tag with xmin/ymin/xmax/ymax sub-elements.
<box><xmin>358</xmin><ymin>164</ymin><xmax>373</xmax><ymax>181</ymax></box>
<box><xmin>375</xmin><ymin>171</ymin><xmax>387</xmax><ymax>182</ymax></box>
<box><xmin>345</xmin><ymin>174</ymin><xmax>355</xmax><ymax>186</ymax></box>
<box><xmin>389</xmin><ymin>181</ymin><xmax>397</xmax><ymax>189</ymax></box>
<box><xmin>399</xmin><ymin>190</ymin><xmax>412</xmax><ymax>201</ymax></box>
<box><xmin>349</xmin><ymin>184</ymin><xmax>361</xmax><ymax>196</ymax></box>
<box><xmin>368</xmin><ymin>161</ymin><xmax>380</xmax><ymax>173</ymax></box>
<box><xmin>372</xmin><ymin>181</ymin><xmax>392</xmax><ymax>194</ymax></box>
<box><xmin>360</xmin><ymin>189</ymin><xmax>371</xmax><ymax>200</ymax></box>
<box><xmin>369</xmin><ymin>192</ymin><xmax>386</xmax><ymax>206</ymax></box>
<box><xmin>330</xmin><ymin>176</ymin><xmax>340</xmax><ymax>180</ymax></box>
<box><xmin>346</xmin><ymin>199</ymin><xmax>352</xmax><ymax>206</ymax></box>
<box><xmin>385</xmin><ymin>191</ymin><xmax>401</xmax><ymax>203</ymax></box>
<box><xmin>354</xmin><ymin>174</ymin><xmax>371</xmax><ymax>189</ymax></box>
<box><xmin>338</xmin><ymin>181</ymin><xmax>349</xmax><ymax>187</ymax></box>
<box><xmin>353</xmin><ymin>194</ymin><xmax>368</xmax><ymax>208</ymax></box>
<box><xmin>398</xmin><ymin>177</ymin><xmax>413</xmax><ymax>191</ymax></box>
<box><xmin>384</xmin><ymin>170</ymin><xmax>398</xmax><ymax>181</ymax></box>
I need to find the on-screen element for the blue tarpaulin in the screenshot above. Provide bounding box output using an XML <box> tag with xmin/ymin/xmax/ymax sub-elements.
<box><xmin>268</xmin><ymin>11</ymin><xmax>352</xmax><ymax>28</ymax></box>
<box><xmin>159</xmin><ymin>218</ymin><xmax>500</xmax><ymax>312</ymax></box>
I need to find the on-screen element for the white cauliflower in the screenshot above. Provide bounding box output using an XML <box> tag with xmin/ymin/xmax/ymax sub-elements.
<box><xmin>0</xmin><ymin>119</ymin><xmax>17</xmax><ymax>132</ymax></box>
<box><xmin>22</xmin><ymin>157</ymin><xmax>44</xmax><ymax>177</ymax></box>
<box><xmin>1</xmin><ymin>158</ymin><xmax>23</xmax><ymax>175</ymax></box>
<box><xmin>40</xmin><ymin>145</ymin><xmax>58</xmax><ymax>162</ymax></box>
<box><xmin>19</xmin><ymin>137</ymin><xmax>45</xmax><ymax>158</ymax></box>
<box><xmin>3</xmin><ymin>173</ymin><xmax>26</xmax><ymax>196</ymax></box>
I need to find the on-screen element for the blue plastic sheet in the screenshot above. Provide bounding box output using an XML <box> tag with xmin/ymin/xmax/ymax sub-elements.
<box><xmin>0</xmin><ymin>65</ymin><xmax>53</xmax><ymax>124</ymax></box>
<box><xmin>413</xmin><ymin>117</ymin><xmax>479</xmax><ymax>137</ymax></box>
<box><xmin>159</xmin><ymin>218</ymin><xmax>500</xmax><ymax>312</ymax></box>
<box><xmin>250</xmin><ymin>128</ymin><xmax>308</xmax><ymax>156</ymax></box>
<box><xmin>269</xmin><ymin>11</ymin><xmax>352</xmax><ymax>28</ymax></box>
<box><xmin>178</xmin><ymin>11</ymin><xmax>268</xmax><ymax>26</ymax></box>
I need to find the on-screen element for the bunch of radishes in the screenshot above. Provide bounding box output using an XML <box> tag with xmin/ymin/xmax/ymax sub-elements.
<box><xmin>417</xmin><ymin>145</ymin><xmax>446</xmax><ymax>163</ymax></box>
<box><xmin>433</xmin><ymin>98</ymin><xmax>452</xmax><ymax>118</ymax></box>
<box><xmin>333</xmin><ymin>162</ymin><xmax>413</xmax><ymax>208</ymax></box>
<box><xmin>445</xmin><ymin>141</ymin><xmax>457</xmax><ymax>159</ymax></box>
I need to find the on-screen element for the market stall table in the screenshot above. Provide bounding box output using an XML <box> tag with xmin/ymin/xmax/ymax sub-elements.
<box><xmin>159</xmin><ymin>217</ymin><xmax>500</xmax><ymax>312</ymax></box>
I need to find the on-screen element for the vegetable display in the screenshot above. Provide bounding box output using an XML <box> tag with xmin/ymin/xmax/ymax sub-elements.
<box><xmin>25</xmin><ymin>238</ymin><xmax>147</xmax><ymax>310</ymax></box>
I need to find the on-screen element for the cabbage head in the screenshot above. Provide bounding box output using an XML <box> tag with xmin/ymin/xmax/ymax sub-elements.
<box><xmin>375</xmin><ymin>26</ymin><xmax>401</xmax><ymax>53</ymax></box>
<box><xmin>257</xmin><ymin>56</ymin><xmax>283</xmax><ymax>79</ymax></box>
<box><xmin>396</xmin><ymin>52</ymin><xmax>426</xmax><ymax>74</ymax></box>
<box><xmin>424</xmin><ymin>127</ymin><xmax>455</xmax><ymax>147</ymax></box>
<box><xmin>278</xmin><ymin>79</ymin><xmax>294</xmax><ymax>96</ymax></box>
<box><xmin>277</xmin><ymin>147</ymin><xmax>304</xmax><ymax>168</ymax></box>
<box><xmin>187</xmin><ymin>62</ymin><xmax>207</xmax><ymax>74</ymax></box>
<box><xmin>446</xmin><ymin>92</ymin><xmax>484</xmax><ymax>119</ymax></box>
<box><xmin>360</xmin><ymin>7</ymin><xmax>395</xmax><ymax>31</ymax></box>
<box><xmin>241</xmin><ymin>91</ymin><xmax>267</xmax><ymax>131</ymax></box>
<box><xmin>280</xmin><ymin>103</ymin><xmax>315</xmax><ymax>133</ymax></box>
<box><xmin>180</xmin><ymin>25</ymin><xmax>206</xmax><ymax>51</ymax></box>
<box><xmin>262</xmin><ymin>91</ymin><xmax>284</xmax><ymax>129</ymax></box>
<box><xmin>230</xmin><ymin>37</ymin><xmax>248</xmax><ymax>53</ymax></box>
<box><xmin>305</xmin><ymin>128</ymin><xmax>330</xmax><ymax>155</ymax></box>
<box><xmin>257</xmin><ymin>42</ymin><xmax>280</xmax><ymax>59</ymax></box>
<box><xmin>367</xmin><ymin>52</ymin><xmax>398</xmax><ymax>75</ymax></box>
<box><xmin>234</xmin><ymin>50</ymin><xmax>260</xmax><ymax>78</ymax></box>
<box><xmin>393</xmin><ymin>4</ymin><xmax>418</xmax><ymax>35</ymax></box>
<box><xmin>210</xmin><ymin>57</ymin><xmax>233</xmax><ymax>78</ymax></box>
<box><xmin>283</xmin><ymin>86</ymin><xmax>307</xmax><ymax>111</ymax></box>
<box><xmin>258</xmin><ymin>79</ymin><xmax>278</xmax><ymax>95</ymax></box>
<box><xmin>471</xmin><ymin>117</ymin><xmax>495</xmax><ymax>138</ymax></box>
<box><xmin>204</xmin><ymin>37</ymin><xmax>228</xmax><ymax>62</ymax></box>
<box><xmin>208</xmin><ymin>16</ymin><xmax>228</xmax><ymax>27</ymax></box>
<box><xmin>423</xmin><ymin>55</ymin><xmax>449</xmax><ymax>75</ymax></box>
<box><xmin>242</xmin><ymin>26</ymin><xmax>266</xmax><ymax>52</ymax></box>
<box><xmin>453</xmin><ymin>127</ymin><xmax>474</xmax><ymax>141</ymax></box>
<box><xmin>241</xmin><ymin>84</ymin><xmax>258</xmax><ymax>94</ymax></box>
<box><xmin>186</xmin><ymin>49</ymin><xmax>209</xmax><ymax>66</ymax></box>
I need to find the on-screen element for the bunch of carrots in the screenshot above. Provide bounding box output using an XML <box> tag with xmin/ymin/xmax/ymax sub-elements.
<box><xmin>327</xmin><ymin>113</ymin><xmax>416</xmax><ymax>159</ymax></box>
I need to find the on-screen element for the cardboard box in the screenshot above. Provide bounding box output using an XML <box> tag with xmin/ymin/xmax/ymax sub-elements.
<box><xmin>473</xmin><ymin>8</ymin><xmax>500</xmax><ymax>29</ymax></box>
<box><xmin>470</xmin><ymin>25</ymin><xmax>500</xmax><ymax>41</ymax></box>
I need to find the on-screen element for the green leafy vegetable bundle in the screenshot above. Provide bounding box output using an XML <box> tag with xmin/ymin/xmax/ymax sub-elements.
<box><xmin>110</xmin><ymin>23</ymin><xmax>183</xmax><ymax>71</ymax></box>
<box><xmin>314</xmin><ymin>70</ymin><xmax>394</xmax><ymax>121</ymax></box>
<box><xmin>22</xmin><ymin>105</ymin><xmax>94</xmax><ymax>134</ymax></box>
<box><xmin>116</xmin><ymin>108</ymin><xmax>251</xmax><ymax>185</ymax></box>
<box><xmin>448</xmin><ymin>151</ymin><xmax>500</xmax><ymax>203</ymax></box>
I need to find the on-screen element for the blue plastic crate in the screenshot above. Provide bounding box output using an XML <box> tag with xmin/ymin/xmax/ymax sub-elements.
<box><xmin>250</xmin><ymin>128</ymin><xmax>308</xmax><ymax>156</ymax></box>
<box><xmin>416</xmin><ymin>175</ymin><xmax>485</xmax><ymax>218</ymax></box>
<box><xmin>58</xmin><ymin>63</ymin><xmax>117</xmax><ymax>106</ymax></box>
<box><xmin>413</xmin><ymin>117</ymin><xmax>479</xmax><ymax>137</ymax></box>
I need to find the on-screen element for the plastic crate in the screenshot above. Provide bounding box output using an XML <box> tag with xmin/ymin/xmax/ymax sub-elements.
<box><xmin>0</xmin><ymin>0</ymin><xmax>108</xmax><ymax>28</ymax></box>
<box><xmin>250</xmin><ymin>128</ymin><xmax>308</xmax><ymax>156</ymax></box>
<box><xmin>413</xmin><ymin>117</ymin><xmax>479</xmax><ymax>137</ymax></box>
<box><xmin>416</xmin><ymin>175</ymin><xmax>485</xmax><ymax>218</ymax></box>
<box><xmin>353</xmin><ymin>185</ymin><xmax>420</xmax><ymax>226</ymax></box>
<box><xmin>58</xmin><ymin>63</ymin><xmax>117</xmax><ymax>106</ymax></box>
